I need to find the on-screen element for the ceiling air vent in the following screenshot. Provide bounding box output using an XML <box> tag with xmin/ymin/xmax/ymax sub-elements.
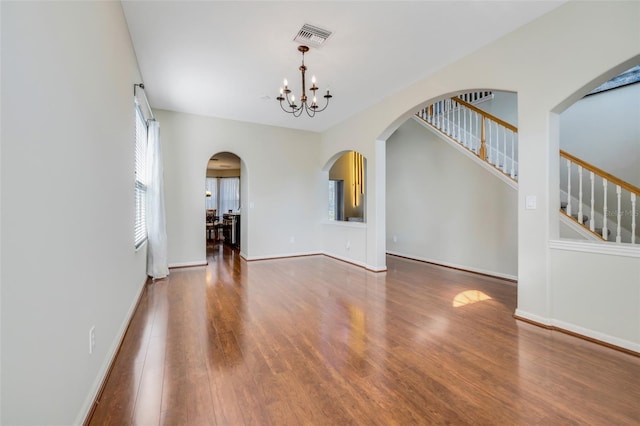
<box><xmin>293</xmin><ymin>24</ymin><xmax>332</xmax><ymax>48</ymax></box>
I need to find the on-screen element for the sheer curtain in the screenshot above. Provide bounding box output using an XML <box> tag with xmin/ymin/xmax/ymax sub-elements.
<box><xmin>205</xmin><ymin>178</ymin><xmax>217</xmax><ymax>210</ymax></box>
<box><xmin>219</xmin><ymin>177</ymin><xmax>240</xmax><ymax>214</ymax></box>
<box><xmin>146</xmin><ymin>119</ymin><xmax>169</xmax><ymax>279</ymax></box>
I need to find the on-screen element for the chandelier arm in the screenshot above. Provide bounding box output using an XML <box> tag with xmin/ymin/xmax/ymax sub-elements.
<box><xmin>311</xmin><ymin>97</ymin><xmax>331</xmax><ymax>113</ymax></box>
<box><xmin>279</xmin><ymin>97</ymin><xmax>305</xmax><ymax>116</ymax></box>
<box><xmin>304</xmin><ymin>103</ymin><xmax>316</xmax><ymax>118</ymax></box>
<box><xmin>279</xmin><ymin>101</ymin><xmax>294</xmax><ymax>114</ymax></box>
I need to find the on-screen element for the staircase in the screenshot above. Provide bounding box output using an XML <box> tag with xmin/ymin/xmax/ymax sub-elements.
<box><xmin>414</xmin><ymin>92</ymin><xmax>639</xmax><ymax>246</ymax></box>
<box><xmin>561</xmin><ymin>150</ymin><xmax>638</xmax><ymax>244</ymax></box>
<box><xmin>415</xmin><ymin>92</ymin><xmax>518</xmax><ymax>181</ymax></box>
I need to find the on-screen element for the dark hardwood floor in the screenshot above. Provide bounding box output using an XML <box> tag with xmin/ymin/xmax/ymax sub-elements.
<box><xmin>89</xmin><ymin>242</ymin><xmax>640</xmax><ymax>425</ymax></box>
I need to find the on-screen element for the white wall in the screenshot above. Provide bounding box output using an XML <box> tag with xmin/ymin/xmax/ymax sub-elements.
<box><xmin>386</xmin><ymin>119</ymin><xmax>518</xmax><ymax>279</ymax></box>
<box><xmin>549</xmin><ymin>242</ymin><xmax>640</xmax><ymax>353</ymax></box>
<box><xmin>156</xmin><ymin>109</ymin><xmax>324</xmax><ymax>264</ymax></box>
<box><xmin>320</xmin><ymin>1</ymin><xmax>640</xmax><ymax>349</ymax></box>
<box><xmin>1</xmin><ymin>2</ymin><xmax>148</xmax><ymax>424</ymax></box>
<box><xmin>476</xmin><ymin>91</ymin><xmax>518</xmax><ymax>126</ymax></box>
<box><xmin>560</xmin><ymin>83</ymin><xmax>640</xmax><ymax>186</ymax></box>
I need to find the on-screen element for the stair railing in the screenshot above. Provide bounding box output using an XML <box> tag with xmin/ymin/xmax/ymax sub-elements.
<box><xmin>415</xmin><ymin>94</ymin><xmax>518</xmax><ymax>180</ymax></box>
<box><xmin>561</xmin><ymin>150</ymin><xmax>639</xmax><ymax>244</ymax></box>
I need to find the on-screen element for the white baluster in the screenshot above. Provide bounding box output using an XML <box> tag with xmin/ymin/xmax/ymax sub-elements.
<box><xmin>510</xmin><ymin>131</ymin><xmax>516</xmax><ymax>179</ymax></box>
<box><xmin>453</xmin><ymin>100</ymin><xmax>457</xmax><ymax>139</ymax></box>
<box><xmin>469</xmin><ymin>109</ymin><xmax>474</xmax><ymax>149</ymax></box>
<box><xmin>448</xmin><ymin>99</ymin><xmax>452</xmax><ymax>135</ymax></box>
<box><xmin>443</xmin><ymin>100</ymin><xmax>448</xmax><ymax>134</ymax></box>
<box><xmin>471</xmin><ymin>112</ymin><xmax>475</xmax><ymax>152</ymax></box>
<box><xmin>616</xmin><ymin>185</ymin><xmax>622</xmax><ymax>243</ymax></box>
<box><xmin>450</xmin><ymin>100</ymin><xmax>454</xmax><ymax>136</ymax></box>
<box><xmin>578</xmin><ymin>166</ymin><xmax>583</xmax><ymax>224</ymax></box>
<box><xmin>495</xmin><ymin>122</ymin><xmax>500</xmax><ymax>167</ymax></box>
<box><xmin>463</xmin><ymin>107</ymin><xmax>467</xmax><ymax>147</ymax></box>
<box><xmin>487</xmin><ymin>119</ymin><xmax>492</xmax><ymax>164</ymax></box>
<box><xmin>602</xmin><ymin>179</ymin><xmax>608</xmax><ymax>240</ymax></box>
<box><xmin>476</xmin><ymin>112</ymin><xmax>480</xmax><ymax>153</ymax></box>
<box><xmin>493</xmin><ymin>121</ymin><xmax>498</xmax><ymax>165</ymax></box>
<box><xmin>445</xmin><ymin>99</ymin><xmax>449</xmax><ymax>134</ymax></box>
<box><xmin>631</xmin><ymin>193</ymin><xmax>637</xmax><ymax>244</ymax></box>
<box><xmin>502</xmin><ymin>127</ymin><xmax>507</xmax><ymax>174</ymax></box>
<box><xmin>566</xmin><ymin>159</ymin><xmax>572</xmax><ymax>217</ymax></box>
<box><xmin>590</xmin><ymin>172</ymin><xmax>595</xmax><ymax>232</ymax></box>
<box><xmin>458</xmin><ymin>105</ymin><xmax>462</xmax><ymax>143</ymax></box>
<box><xmin>450</xmin><ymin>99</ymin><xmax>454</xmax><ymax>137</ymax></box>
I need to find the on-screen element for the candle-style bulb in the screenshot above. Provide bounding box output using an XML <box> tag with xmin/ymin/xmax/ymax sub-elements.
<box><xmin>313</xmin><ymin>96</ymin><xmax>317</xmax><ymax>104</ymax></box>
<box><xmin>279</xmin><ymin>87</ymin><xmax>283</xmax><ymax>95</ymax></box>
<box><xmin>284</xmin><ymin>78</ymin><xmax>288</xmax><ymax>87</ymax></box>
<box><xmin>312</xmin><ymin>75</ymin><xmax>316</xmax><ymax>84</ymax></box>
<box><xmin>291</xmin><ymin>95</ymin><xmax>295</xmax><ymax>103</ymax></box>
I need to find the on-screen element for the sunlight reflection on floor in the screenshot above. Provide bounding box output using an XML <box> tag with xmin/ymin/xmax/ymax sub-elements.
<box><xmin>453</xmin><ymin>290</ymin><xmax>492</xmax><ymax>307</ymax></box>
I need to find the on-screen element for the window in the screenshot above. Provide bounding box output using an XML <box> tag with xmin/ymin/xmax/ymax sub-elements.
<box><xmin>205</xmin><ymin>177</ymin><xmax>240</xmax><ymax>214</ymax></box>
<box><xmin>134</xmin><ymin>104</ymin><xmax>148</xmax><ymax>248</ymax></box>
<box><xmin>205</xmin><ymin>178</ymin><xmax>218</xmax><ymax>210</ymax></box>
<box><xmin>219</xmin><ymin>177</ymin><xmax>240</xmax><ymax>214</ymax></box>
<box><xmin>328</xmin><ymin>179</ymin><xmax>344</xmax><ymax>221</ymax></box>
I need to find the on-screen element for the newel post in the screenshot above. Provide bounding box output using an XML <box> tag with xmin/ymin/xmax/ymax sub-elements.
<box><xmin>479</xmin><ymin>117</ymin><xmax>487</xmax><ymax>161</ymax></box>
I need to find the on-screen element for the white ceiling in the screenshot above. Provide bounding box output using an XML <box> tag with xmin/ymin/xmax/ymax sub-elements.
<box><xmin>122</xmin><ymin>1</ymin><xmax>564</xmax><ymax>133</ymax></box>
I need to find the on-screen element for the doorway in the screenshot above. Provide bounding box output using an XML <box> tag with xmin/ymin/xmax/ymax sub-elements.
<box><xmin>205</xmin><ymin>152</ymin><xmax>242</xmax><ymax>258</ymax></box>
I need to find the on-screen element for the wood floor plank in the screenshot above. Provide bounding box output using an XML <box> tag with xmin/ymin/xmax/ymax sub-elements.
<box><xmin>89</xmin><ymin>244</ymin><xmax>640</xmax><ymax>425</ymax></box>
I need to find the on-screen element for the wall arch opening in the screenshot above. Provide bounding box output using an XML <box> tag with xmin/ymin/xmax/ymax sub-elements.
<box><xmin>205</xmin><ymin>151</ymin><xmax>243</xmax><ymax>258</ymax></box>
<box><xmin>323</xmin><ymin>150</ymin><xmax>367</xmax><ymax>223</ymax></box>
<box><xmin>553</xmin><ymin>59</ymin><xmax>640</xmax><ymax>244</ymax></box>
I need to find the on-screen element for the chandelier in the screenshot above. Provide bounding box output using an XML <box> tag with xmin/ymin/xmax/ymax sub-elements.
<box><xmin>277</xmin><ymin>45</ymin><xmax>332</xmax><ymax>117</ymax></box>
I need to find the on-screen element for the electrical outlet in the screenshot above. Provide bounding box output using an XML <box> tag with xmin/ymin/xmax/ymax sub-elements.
<box><xmin>393</xmin><ymin>235</ymin><xmax>398</xmax><ymax>243</ymax></box>
<box><xmin>89</xmin><ymin>326</ymin><xmax>96</xmax><ymax>354</ymax></box>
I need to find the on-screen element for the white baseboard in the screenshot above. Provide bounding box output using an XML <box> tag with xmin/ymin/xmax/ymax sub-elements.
<box><xmin>514</xmin><ymin>309</ymin><xmax>552</xmax><ymax>326</ymax></box>
<box><xmin>322</xmin><ymin>252</ymin><xmax>387</xmax><ymax>272</ymax></box>
<box><xmin>387</xmin><ymin>250</ymin><xmax>518</xmax><ymax>281</ymax></box>
<box><xmin>243</xmin><ymin>251</ymin><xmax>387</xmax><ymax>272</ymax></box>
<box><xmin>75</xmin><ymin>276</ymin><xmax>148</xmax><ymax>425</ymax></box>
<box><xmin>515</xmin><ymin>309</ymin><xmax>640</xmax><ymax>354</ymax></box>
<box><xmin>243</xmin><ymin>251</ymin><xmax>322</xmax><ymax>261</ymax></box>
<box><xmin>552</xmin><ymin>318</ymin><xmax>640</xmax><ymax>354</ymax></box>
<box><xmin>169</xmin><ymin>259</ymin><xmax>207</xmax><ymax>268</ymax></box>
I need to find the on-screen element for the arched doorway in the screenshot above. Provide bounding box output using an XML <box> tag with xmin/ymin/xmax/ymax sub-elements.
<box><xmin>205</xmin><ymin>151</ymin><xmax>242</xmax><ymax>258</ymax></box>
<box><xmin>385</xmin><ymin>89</ymin><xmax>519</xmax><ymax>280</ymax></box>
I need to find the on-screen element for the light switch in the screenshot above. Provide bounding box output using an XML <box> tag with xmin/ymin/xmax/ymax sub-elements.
<box><xmin>525</xmin><ymin>195</ymin><xmax>537</xmax><ymax>210</ymax></box>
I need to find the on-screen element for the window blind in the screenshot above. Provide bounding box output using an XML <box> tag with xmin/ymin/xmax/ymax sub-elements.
<box><xmin>134</xmin><ymin>103</ymin><xmax>148</xmax><ymax>248</ymax></box>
